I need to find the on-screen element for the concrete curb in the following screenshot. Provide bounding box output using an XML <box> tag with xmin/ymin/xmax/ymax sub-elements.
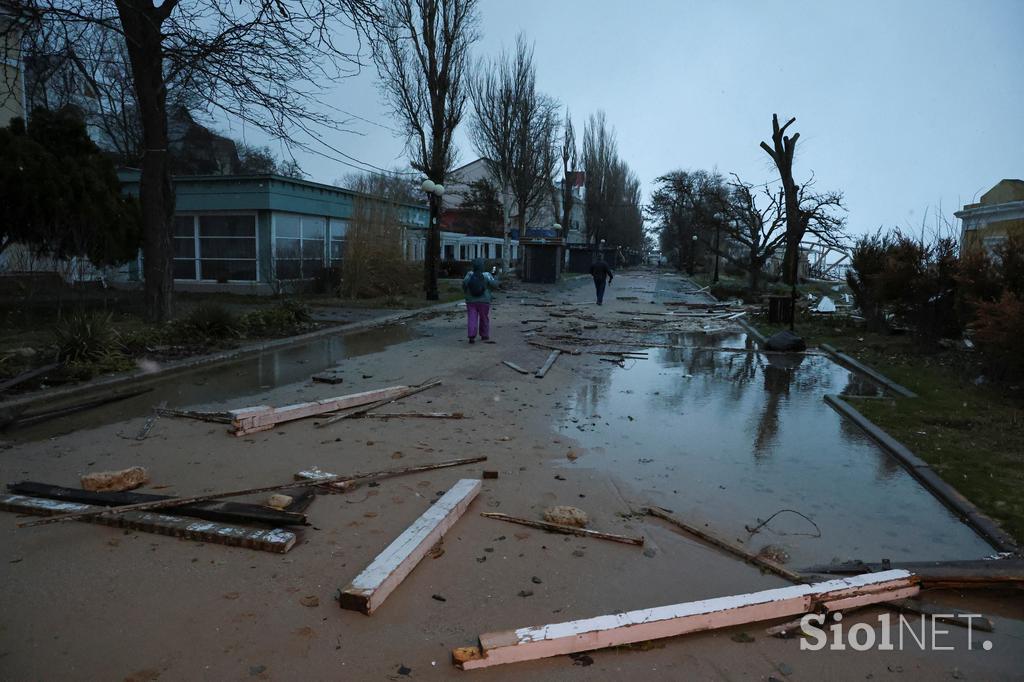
<box><xmin>820</xmin><ymin>343</ymin><xmax>917</xmax><ymax>398</ymax></box>
<box><xmin>824</xmin><ymin>394</ymin><xmax>1017</xmax><ymax>554</ymax></box>
<box><xmin>1</xmin><ymin>300</ymin><xmax>461</xmax><ymax>416</ymax></box>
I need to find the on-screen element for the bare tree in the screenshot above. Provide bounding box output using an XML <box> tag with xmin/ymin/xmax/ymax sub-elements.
<box><xmin>468</xmin><ymin>34</ymin><xmax>557</xmax><ymax>271</ymax></box>
<box><xmin>721</xmin><ymin>175</ymin><xmax>788</xmax><ymax>292</ymax></box>
<box><xmin>759</xmin><ymin>113</ymin><xmax>847</xmax><ymax>285</ymax></box>
<box><xmin>3</xmin><ymin>0</ymin><xmax>381</xmax><ymax>321</ymax></box>
<box><xmin>373</xmin><ymin>0</ymin><xmax>479</xmax><ymax>299</ymax></box>
<box><xmin>559</xmin><ymin>109</ymin><xmax>577</xmax><ymax>240</ymax></box>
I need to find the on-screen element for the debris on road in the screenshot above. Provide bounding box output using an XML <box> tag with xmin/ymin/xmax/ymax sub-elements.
<box><xmin>230</xmin><ymin>385</ymin><xmax>412</xmax><ymax>435</ymax></box>
<box><xmin>481</xmin><ymin>512</ymin><xmax>643</xmax><ymax>546</ymax></box>
<box><xmin>452</xmin><ymin>571</ymin><xmax>919</xmax><ymax>670</ymax></box>
<box><xmin>535</xmin><ymin>351</ymin><xmax>561</xmax><ymax>379</ymax></box>
<box><xmin>317</xmin><ymin>380</ymin><xmax>441</xmax><ymax>427</ymax></box>
<box><xmin>80</xmin><ymin>466</ymin><xmax>149</xmax><ymax>493</ymax></box>
<box><xmin>340</xmin><ymin>479</ymin><xmax>482</xmax><ymax>614</ymax></box>
<box><xmin>542</xmin><ymin>505</ymin><xmax>588</xmax><ymax>528</ymax></box>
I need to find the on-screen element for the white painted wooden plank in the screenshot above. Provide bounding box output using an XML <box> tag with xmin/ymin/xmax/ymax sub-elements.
<box><xmin>294</xmin><ymin>467</ymin><xmax>355</xmax><ymax>491</ymax></box>
<box><xmin>229</xmin><ymin>385</ymin><xmax>409</xmax><ymax>435</ymax></box>
<box><xmin>455</xmin><ymin>570</ymin><xmax>917</xmax><ymax>669</ymax></box>
<box><xmin>0</xmin><ymin>494</ymin><xmax>296</xmax><ymax>553</ymax></box>
<box><xmin>340</xmin><ymin>478</ymin><xmax>481</xmax><ymax>614</ymax></box>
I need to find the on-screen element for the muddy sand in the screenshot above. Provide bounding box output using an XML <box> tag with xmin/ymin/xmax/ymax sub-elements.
<box><xmin>1</xmin><ymin>271</ymin><xmax>1021</xmax><ymax>680</ymax></box>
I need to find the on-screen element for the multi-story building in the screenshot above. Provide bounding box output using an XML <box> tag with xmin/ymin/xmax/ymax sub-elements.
<box><xmin>957</xmin><ymin>179</ymin><xmax>1024</xmax><ymax>254</ymax></box>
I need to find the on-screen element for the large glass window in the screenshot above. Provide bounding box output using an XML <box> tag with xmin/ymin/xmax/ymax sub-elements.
<box><xmin>444</xmin><ymin>244</ymin><xmax>455</xmax><ymax>260</ymax></box>
<box><xmin>275</xmin><ymin>213</ymin><xmax>325</xmax><ymax>280</ymax></box>
<box><xmin>173</xmin><ymin>214</ymin><xmax>257</xmax><ymax>281</ymax></box>
<box><xmin>329</xmin><ymin>218</ymin><xmax>349</xmax><ymax>264</ymax></box>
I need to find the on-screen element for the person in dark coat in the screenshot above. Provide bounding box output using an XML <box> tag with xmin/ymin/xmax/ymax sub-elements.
<box><xmin>589</xmin><ymin>258</ymin><xmax>614</xmax><ymax>305</ymax></box>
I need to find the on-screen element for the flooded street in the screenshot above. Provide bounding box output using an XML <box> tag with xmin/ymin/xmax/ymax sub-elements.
<box><xmin>7</xmin><ymin>324</ymin><xmax>419</xmax><ymax>442</ymax></box>
<box><xmin>561</xmin><ymin>329</ymin><xmax>996</xmax><ymax>567</ymax></box>
<box><xmin>1</xmin><ymin>270</ymin><xmax>1019</xmax><ymax>681</ymax></box>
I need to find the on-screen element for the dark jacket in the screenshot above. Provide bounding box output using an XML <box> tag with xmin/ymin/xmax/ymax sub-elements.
<box><xmin>589</xmin><ymin>261</ymin><xmax>614</xmax><ymax>283</ymax></box>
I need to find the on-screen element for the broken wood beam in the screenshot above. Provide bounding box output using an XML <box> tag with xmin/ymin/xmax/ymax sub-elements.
<box><xmin>317</xmin><ymin>380</ymin><xmax>441</xmax><ymax>427</ymax></box>
<box><xmin>453</xmin><ymin>570</ymin><xmax>919</xmax><ymax>670</ymax></box>
<box><xmin>19</xmin><ymin>456</ymin><xmax>487</xmax><ymax>528</ymax></box>
<box><xmin>527</xmin><ymin>340</ymin><xmax>579</xmax><ymax>355</ymax></box>
<box><xmin>364</xmin><ymin>412</ymin><xmax>463</xmax><ymax>420</ymax></box>
<box><xmin>799</xmin><ymin>558</ymin><xmax>1024</xmax><ymax>589</ymax></box>
<box><xmin>155</xmin><ymin>407</ymin><xmax>232</xmax><ymax>424</ymax></box>
<box><xmin>7</xmin><ymin>481</ymin><xmax>307</xmax><ymax>526</ymax></box>
<box><xmin>0</xmin><ymin>494</ymin><xmax>297</xmax><ymax>553</ymax></box>
<box><xmin>502</xmin><ymin>361</ymin><xmax>531</xmax><ymax>375</ymax></box>
<box><xmin>480</xmin><ymin>512</ymin><xmax>643</xmax><ymax>546</ymax></box>
<box><xmin>646</xmin><ymin>506</ymin><xmax>805</xmax><ymax>583</ymax></box>
<box><xmin>230</xmin><ymin>385</ymin><xmax>410</xmax><ymax>436</ymax></box>
<box><xmin>340</xmin><ymin>479</ymin><xmax>482</xmax><ymax>614</ymax></box>
<box><xmin>535</xmin><ymin>351</ymin><xmax>561</xmax><ymax>379</ymax></box>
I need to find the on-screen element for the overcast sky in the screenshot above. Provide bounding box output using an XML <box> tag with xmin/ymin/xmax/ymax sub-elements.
<box><xmin>234</xmin><ymin>0</ymin><xmax>1023</xmax><ymax>237</ymax></box>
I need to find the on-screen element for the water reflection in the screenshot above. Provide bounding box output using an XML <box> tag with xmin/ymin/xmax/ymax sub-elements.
<box><xmin>562</xmin><ymin>334</ymin><xmax>994</xmax><ymax>566</ymax></box>
<box><xmin>8</xmin><ymin>324</ymin><xmax>418</xmax><ymax>442</ymax></box>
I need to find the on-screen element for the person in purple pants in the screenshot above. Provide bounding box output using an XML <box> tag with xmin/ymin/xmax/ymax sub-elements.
<box><xmin>462</xmin><ymin>258</ymin><xmax>499</xmax><ymax>344</ymax></box>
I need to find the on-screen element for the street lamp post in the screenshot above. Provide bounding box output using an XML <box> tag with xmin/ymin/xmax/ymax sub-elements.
<box><xmin>688</xmin><ymin>233</ymin><xmax>698</xmax><ymax>277</ymax></box>
<box><xmin>421</xmin><ymin>179</ymin><xmax>445</xmax><ymax>300</ymax></box>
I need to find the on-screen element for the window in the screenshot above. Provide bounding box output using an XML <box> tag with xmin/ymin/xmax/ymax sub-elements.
<box><xmin>495</xmin><ymin>244</ymin><xmax>502</xmax><ymax>259</ymax></box>
<box><xmin>173</xmin><ymin>214</ymin><xmax>257</xmax><ymax>281</ymax></box>
<box><xmin>444</xmin><ymin>244</ymin><xmax>455</xmax><ymax>260</ymax></box>
<box><xmin>329</xmin><ymin>218</ymin><xmax>349</xmax><ymax>265</ymax></box>
<box><xmin>459</xmin><ymin>244</ymin><xmax>468</xmax><ymax>260</ymax></box>
<box><xmin>275</xmin><ymin>213</ymin><xmax>325</xmax><ymax>280</ymax></box>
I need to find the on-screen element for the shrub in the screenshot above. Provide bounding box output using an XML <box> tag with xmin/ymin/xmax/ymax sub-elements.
<box><xmin>177</xmin><ymin>303</ymin><xmax>241</xmax><ymax>340</ymax></box>
<box><xmin>973</xmin><ymin>291</ymin><xmax>1024</xmax><ymax>379</ymax></box>
<box><xmin>53</xmin><ymin>310</ymin><xmax>122</xmax><ymax>362</ymax></box>
<box><xmin>243</xmin><ymin>300</ymin><xmax>314</xmax><ymax>336</ymax></box>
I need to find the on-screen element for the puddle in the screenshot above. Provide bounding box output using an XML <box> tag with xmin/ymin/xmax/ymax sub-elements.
<box><xmin>560</xmin><ymin>332</ymin><xmax>995</xmax><ymax>566</ymax></box>
<box><xmin>8</xmin><ymin>324</ymin><xmax>418</xmax><ymax>442</ymax></box>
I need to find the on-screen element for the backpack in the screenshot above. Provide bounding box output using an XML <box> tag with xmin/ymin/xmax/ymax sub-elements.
<box><xmin>466</xmin><ymin>272</ymin><xmax>487</xmax><ymax>297</ymax></box>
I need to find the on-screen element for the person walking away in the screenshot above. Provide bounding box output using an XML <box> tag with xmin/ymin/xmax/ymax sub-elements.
<box><xmin>463</xmin><ymin>258</ymin><xmax>498</xmax><ymax>343</ymax></box>
<box><xmin>589</xmin><ymin>257</ymin><xmax>614</xmax><ymax>305</ymax></box>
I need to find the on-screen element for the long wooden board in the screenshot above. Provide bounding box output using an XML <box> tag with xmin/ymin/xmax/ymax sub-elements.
<box><xmin>8</xmin><ymin>481</ymin><xmax>306</xmax><ymax>527</ymax></box>
<box><xmin>229</xmin><ymin>385</ymin><xmax>409</xmax><ymax>436</ymax></box>
<box><xmin>317</xmin><ymin>380</ymin><xmax>440</xmax><ymax>427</ymax></box>
<box><xmin>340</xmin><ymin>478</ymin><xmax>482</xmax><ymax>614</ymax></box>
<box><xmin>535</xmin><ymin>350</ymin><xmax>561</xmax><ymax>378</ymax></box>
<box><xmin>0</xmin><ymin>494</ymin><xmax>297</xmax><ymax>553</ymax></box>
<box><xmin>453</xmin><ymin>570</ymin><xmax>919</xmax><ymax>670</ymax></box>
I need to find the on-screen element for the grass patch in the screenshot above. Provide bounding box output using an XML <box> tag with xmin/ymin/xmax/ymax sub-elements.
<box><xmin>755</xmin><ymin>314</ymin><xmax>1024</xmax><ymax>544</ymax></box>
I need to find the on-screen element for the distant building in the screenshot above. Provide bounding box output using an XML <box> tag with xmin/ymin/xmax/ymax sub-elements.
<box><xmin>957</xmin><ymin>179</ymin><xmax>1024</xmax><ymax>254</ymax></box>
<box><xmin>444</xmin><ymin>158</ymin><xmax>586</xmax><ymax>240</ymax></box>
<box><xmin>0</xmin><ymin>14</ymin><xmax>26</xmax><ymax>127</ymax></box>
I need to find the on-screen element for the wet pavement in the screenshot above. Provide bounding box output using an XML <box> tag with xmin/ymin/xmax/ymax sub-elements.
<box><xmin>7</xmin><ymin>324</ymin><xmax>419</xmax><ymax>442</ymax></box>
<box><xmin>561</xmin><ymin>327</ymin><xmax>997</xmax><ymax>567</ymax></box>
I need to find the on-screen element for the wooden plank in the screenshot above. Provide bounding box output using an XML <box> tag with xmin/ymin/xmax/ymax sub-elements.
<box><xmin>800</xmin><ymin>558</ymin><xmax>1024</xmax><ymax>588</ymax></box>
<box><xmin>340</xmin><ymin>478</ymin><xmax>482</xmax><ymax>614</ymax></box>
<box><xmin>527</xmin><ymin>340</ymin><xmax>579</xmax><ymax>355</ymax></box>
<box><xmin>646</xmin><ymin>506</ymin><xmax>805</xmax><ymax>583</ymax></box>
<box><xmin>453</xmin><ymin>571</ymin><xmax>919</xmax><ymax>670</ymax></box>
<box><xmin>311</xmin><ymin>372</ymin><xmax>345</xmax><ymax>385</ymax></box>
<box><xmin>230</xmin><ymin>385</ymin><xmax>410</xmax><ymax>436</ymax></box>
<box><xmin>19</xmin><ymin>456</ymin><xmax>487</xmax><ymax>528</ymax></box>
<box><xmin>502</xmin><ymin>361</ymin><xmax>531</xmax><ymax>375</ymax></box>
<box><xmin>317</xmin><ymin>380</ymin><xmax>441</xmax><ymax>427</ymax></box>
<box><xmin>8</xmin><ymin>480</ymin><xmax>307</xmax><ymax>526</ymax></box>
<box><xmin>481</xmin><ymin>512</ymin><xmax>643</xmax><ymax>546</ymax></box>
<box><xmin>364</xmin><ymin>412</ymin><xmax>463</xmax><ymax>420</ymax></box>
<box><xmin>0</xmin><ymin>494</ymin><xmax>297</xmax><ymax>553</ymax></box>
<box><xmin>155</xmin><ymin>407</ymin><xmax>232</xmax><ymax>423</ymax></box>
<box><xmin>535</xmin><ymin>350</ymin><xmax>561</xmax><ymax>379</ymax></box>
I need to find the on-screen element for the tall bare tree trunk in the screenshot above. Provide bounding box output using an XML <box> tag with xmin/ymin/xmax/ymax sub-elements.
<box><xmin>501</xmin><ymin>187</ymin><xmax>512</xmax><ymax>272</ymax></box>
<box><xmin>117</xmin><ymin>0</ymin><xmax>174</xmax><ymax>321</ymax></box>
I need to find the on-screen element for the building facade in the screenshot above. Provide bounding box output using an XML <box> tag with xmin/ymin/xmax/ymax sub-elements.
<box><xmin>957</xmin><ymin>179</ymin><xmax>1024</xmax><ymax>254</ymax></box>
<box><xmin>113</xmin><ymin>171</ymin><xmax>515</xmax><ymax>293</ymax></box>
